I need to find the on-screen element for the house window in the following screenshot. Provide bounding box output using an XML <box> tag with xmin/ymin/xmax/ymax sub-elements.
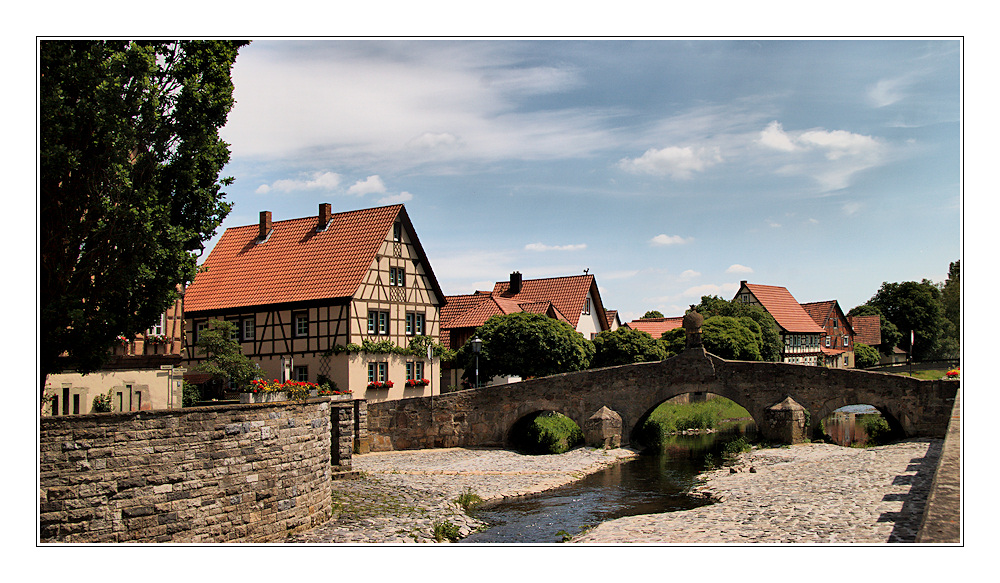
<box><xmin>843</xmin><ymin>335</ymin><xmax>849</xmax><ymax>347</ymax></box>
<box><xmin>405</xmin><ymin>361</ymin><xmax>424</xmax><ymax>380</ymax></box>
<box><xmin>73</xmin><ymin>394</ymin><xmax>80</xmax><ymax>415</ymax></box>
<box><xmin>294</xmin><ymin>366</ymin><xmax>309</xmax><ymax>382</ymax></box>
<box><xmin>582</xmin><ymin>298</ymin><xmax>591</xmax><ymax>315</ymax></box>
<box><xmin>147</xmin><ymin>314</ymin><xmax>165</xmax><ymax>336</ymax></box>
<box><xmin>368</xmin><ymin>310</ymin><xmax>390</xmax><ymax>335</ymax></box>
<box><xmin>390</xmin><ymin>267</ymin><xmax>405</xmax><ymax>287</ymax></box>
<box><xmin>367</xmin><ymin>362</ymin><xmax>388</xmax><ymax>383</ymax></box>
<box><xmin>62</xmin><ymin>387</ymin><xmax>70</xmax><ymax>415</ymax></box>
<box><xmin>406</xmin><ymin>312</ymin><xmax>425</xmax><ymax>335</ymax></box>
<box><xmin>393</xmin><ymin>222</ymin><xmax>402</xmax><ymax>242</ymax></box>
<box><xmin>825</xmin><ymin>337</ymin><xmax>831</xmax><ymax>347</ymax></box>
<box><xmin>294</xmin><ymin>313</ymin><xmax>309</xmax><ymax>337</ymax></box>
<box><xmin>51</xmin><ymin>397</ymin><xmax>58</xmax><ymax>416</ymax></box>
<box><xmin>226</xmin><ymin>318</ymin><xmax>240</xmax><ymax>340</ymax></box>
<box><xmin>242</xmin><ymin>318</ymin><xmax>255</xmax><ymax>341</ymax></box>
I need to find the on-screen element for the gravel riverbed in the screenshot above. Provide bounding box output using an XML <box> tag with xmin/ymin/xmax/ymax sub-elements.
<box><xmin>285</xmin><ymin>439</ymin><xmax>942</xmax><ymax>544</ymax></box>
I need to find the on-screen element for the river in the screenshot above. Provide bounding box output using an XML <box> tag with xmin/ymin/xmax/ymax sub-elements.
<box><xmin>459</xmin><ymin>423</ymin><xmax>755</xmax><ymax>544</ymax></box>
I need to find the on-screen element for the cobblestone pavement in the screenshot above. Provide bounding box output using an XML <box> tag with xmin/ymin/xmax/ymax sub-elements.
<box><xmin>285</xmin><ymin>447</ymin><xmax>638</xmax><ymax>543</ymax></box>
<box><xmin>286</xmin><ymin>440</ymin><xmax>941</xmax><ymax>544</ymax></box>
<box><xmin>574</xmin><ymin>438</ymin><xmax>943</xmax><ymax>544</ymax></box>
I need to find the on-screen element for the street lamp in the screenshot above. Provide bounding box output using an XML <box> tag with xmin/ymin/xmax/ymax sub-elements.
<box><xmin>470</xmin><ymin>336</ymin><xmax>482</xmax><ymax>388</ymax></box>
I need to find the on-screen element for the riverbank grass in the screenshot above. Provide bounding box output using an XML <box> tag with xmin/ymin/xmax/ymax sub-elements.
<box><xmin>638</xmin><ymin>396</ymin><xmax>751</xmax><ymax>447</ymax></box>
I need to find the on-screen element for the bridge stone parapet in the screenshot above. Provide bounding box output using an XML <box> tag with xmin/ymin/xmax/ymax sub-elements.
<box><xmin>367</xmin><ymin>347</ymin><xmax>959</xmax><ymax>451</ymax></box>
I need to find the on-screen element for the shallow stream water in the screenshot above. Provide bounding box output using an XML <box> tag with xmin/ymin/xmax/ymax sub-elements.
<box><xmin>459</xmin><ymin>424</ymin><xmax>754</xmax><ymax>544</ymax></box>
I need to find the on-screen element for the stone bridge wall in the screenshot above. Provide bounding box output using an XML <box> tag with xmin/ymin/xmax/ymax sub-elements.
<box><xmin>367</xmin><ymin>348</ymin><xmax>959</xmax><ymax>451</ymax></box>
<box><xmin>40</xmin><ymin>397</ymin><xmax>354</xmax><ymax>543</ymax></box>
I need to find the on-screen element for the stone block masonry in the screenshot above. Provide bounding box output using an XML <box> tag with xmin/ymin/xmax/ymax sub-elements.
<box><xmin>40</xmin><ymin>397</ymin><xmax>354</xmax><ymax>543</ymax></box>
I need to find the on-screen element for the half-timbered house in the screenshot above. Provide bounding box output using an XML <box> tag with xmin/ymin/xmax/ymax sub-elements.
<box><xmin>733</xmin><ymin>281</ymin><xmax>825</xmax><ymax>365</ymax></box>
<box><xmin>801</xmin><ymin>300</ymin><xmax>856</xmax><ymax>368</ymax></box>
<box><xmin>182</xmin><ymin>203</ymin><xmax>445</xmax><ymax>402</ymax></box>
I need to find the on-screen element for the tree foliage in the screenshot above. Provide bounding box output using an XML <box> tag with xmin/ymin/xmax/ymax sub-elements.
<box><xmin>853</xmin><ymin>342</ymin><xmax>880</xmax><ymax>369</ymax></box>
<box><xmin>694</xmin><ymin>296</ymin><xmax>782</xmax><ymax>361</ymax></box>
<box><xmin>40</xmin><ymin>40</ymin><xmax>248</xmax><ymax>390</ymax></box>
<box><xmin>641</xmin><ymin>310</ymin><xmax>664</xmax><ymax>319</ymax></box>
<box><xmin>700</xmin><ymin>316</ymin><xmax>765</xmax><ymax>361</ymax></box>
<box><xmin>866</xmin><ymin>280</ymin><xmax>947</xmax><ymax>360</ymax></box>
<box><xmin>193</xmin><ymin>320</ymin><xmax>262</xmax><ymax>392</ymax></box>
<box><xmin>456</xmin><ymin>312</ymin><xmax>594</xmax><ymax>381</ymax></box>
<box><xmin>590</xmin><ymin>327</ymin><xmax>667</xmax><ymax>368</ymax></box>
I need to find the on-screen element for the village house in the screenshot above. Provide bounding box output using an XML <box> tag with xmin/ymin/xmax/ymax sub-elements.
<box><xmin>439</xmin><ymin>272</ymin><xmax>616</xmax><ymax>388</ymax></box>
<box><xmin>181</xmin><ymin>203</ymin><xmax>446</xmax><ymax>402</ymax></box>
<box><xmin>42</xmin><ymin>288</ymin><xmax>186</xmax><ymax>415</ymax></box>
<box><xmin>801</xmin><ymin>300</ymin><xmax>856</xmax><ymax>368</ymax></box>
<box><xmin>733</xmin><ymin>281</ymin><xmax>825</xmax><ymax>365</ymax></box>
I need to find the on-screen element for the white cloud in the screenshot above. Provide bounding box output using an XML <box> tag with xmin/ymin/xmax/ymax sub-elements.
<box><xmin>868</xmin><ymin>76</ymin><xmax>912</xmax><ymax>108</ymax></box>
<box><xmin>766</xmin><ymin>219</ymin><xmax>781</xmax><ymax>228</ymax></box>
<box><xmin>755</xmin><ymin>121</ymin><xmax>887</xmax><ymax>191</ymax></box>
<box><xmin>255</xmin><ymin>171</ymin><xmax>341</xmax><ymax>194</ymax></box>
<box><xmin>524</xmin><ymin>242</ymin><xmax>587</xmax><ymax>252</ymax></box>
<box><xmin>650</xmin><ymin>234</ymin><xmax>694</xmax><ymax>246</ymax></box>
<box><xmin>726</xmin><ymin>264</ymin><xmax>754</xmax><ymax>274</ymax></box>
<box><xmin>679</xmin><ymin>269</ymin><xmax>700</xmax><ymax>280</ymax></box>
<box><xmin>758</xmin><ymin>121</ymin><xmax>797</xmax><ymax>152</ymax></box>
<box><xmin>619</xmin><ymin>146</ymin><xmax>722</xmax><ymax>179</ymax></box>
<box><xmin>348</xmin><ymin>175</ymin><xmax>387</xmax><ymax>196</ymax></box>
<box><xmin>377</xmin><ymin>191</ymin><xmax>414</xmax><ymax>205</ymax></box>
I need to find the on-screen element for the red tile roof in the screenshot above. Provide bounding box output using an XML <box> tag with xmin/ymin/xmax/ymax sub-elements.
<box><xmin>493</xmin><ymin>274</ymin><xmax>601</xmax><ymax>329</ymax></box>
<box><xmin>849</xmin><ymin>315</ymin><xmax>882</xmax><ymax>346</ymax></box>
<box><xmin>628</xmin><ymin>317</ymin><xmax>684</xmax><ymax>338</ymax></box>
<box><xmin>185</xmin><ymin>204</ymin><xmax>443</xmax><ymax>312</ymax></box>
<box><xmin>739</xmin><ymin>283</ymin><xmax>824</xmax><ymax>334</ymax></box>
<box><xmin>801</xmin><ymin>300</ymin><xmax>836</xmax><ymax>327</ymax></box>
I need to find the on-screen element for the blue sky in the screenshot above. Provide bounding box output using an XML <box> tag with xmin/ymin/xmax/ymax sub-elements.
<box><xmin>211</xmin><ymin>39</ymin><xmax>960</xmax><ymax>323</ymax></box>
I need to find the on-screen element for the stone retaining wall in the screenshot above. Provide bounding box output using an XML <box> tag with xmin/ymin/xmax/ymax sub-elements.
<box><xmin>39</xmin><ymin>397</ymin><xmax>353</xmax><ymax>543</ymax></box>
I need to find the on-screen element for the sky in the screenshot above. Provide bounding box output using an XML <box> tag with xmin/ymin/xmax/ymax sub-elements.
<box><xmin>205</xmin><ymin>39</ymin><xmax>960</xmax><ymax>323</ymax></box>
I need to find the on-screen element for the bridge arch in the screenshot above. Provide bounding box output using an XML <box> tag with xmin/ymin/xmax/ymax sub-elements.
<box><xmin>366</xmin><ymin>347</ymin><xmax>959</xmax><ymax>452</ymax></box>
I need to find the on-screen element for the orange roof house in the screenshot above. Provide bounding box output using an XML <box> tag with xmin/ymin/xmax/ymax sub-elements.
<box><xmin>438</xmin><ymin>271</ymin><xmax>616</xmax><ymax>389</ymax></box>
<box><xmin>733</xmin><ymin>281</ymin><xmax>824</xmax><ymax>365</ymax></box>
<box><xmin>183</xmin><ymin>203</ymin><xmax>445</xmax><ymax>402</ymax></box>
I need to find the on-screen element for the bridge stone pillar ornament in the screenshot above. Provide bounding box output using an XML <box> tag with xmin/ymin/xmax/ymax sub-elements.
<box><xmin>584</xmin><ymin>406</ymin><xmax>623</xmax><ymax>449</ymax></box>
<box><xmin>683</xmin><ymin>305</ymin><xmax>704</xmax><ymax>349</ymax></box>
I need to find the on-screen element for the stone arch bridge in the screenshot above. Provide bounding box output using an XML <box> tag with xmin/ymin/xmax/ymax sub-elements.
<box><xmin>365</xmin><ymin>347</ymin><xmax>959</xmax><ymax>452</ymax></box>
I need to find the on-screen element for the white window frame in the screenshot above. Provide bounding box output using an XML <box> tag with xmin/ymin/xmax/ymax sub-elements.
<box><xmin>147</xmin><ymin>314</ymin><xmax>165</xmax><ymax>336</ymax></box>
<box><xmin>294</xmin><ymin>313</ymin><xmax>309</xmax><ymax>337</ymax></box>
<box><xmin>582</xmin><ymin>298</ymin><xmax>591</xmax><ymax>315</ymax></box>
<box><xmin>242</xmin><ymin>318</ymin><xmax>255</xmax><ymax>341</ymax></box>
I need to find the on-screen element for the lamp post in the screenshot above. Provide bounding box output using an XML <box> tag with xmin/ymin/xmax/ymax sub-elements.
<box><xmin>470</xmin><ymin>336</ymin><xmax>482</xmax><ymax>389</ymax></box>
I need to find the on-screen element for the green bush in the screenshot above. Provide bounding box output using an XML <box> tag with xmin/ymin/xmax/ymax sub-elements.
<box><xmin>455</xmin><ymin>487</ymin><xmax>483</xmax><ymax>512</ymax></box>
<box><xmin>92</xmin><ymin>389</ymin><xmax>113</xmax><ymax>413</ymax></box>
<box><xmin>861</xmin><ymin>414</ymin><xmax>892</xmax><ymax>445</ymax></box>
<box><xmin>511</xmin><ymin>411</ymin><xmax>583</xmax><ymax>455</ymax></box>
<box><xmin>182</xmin><ymin>382</ymin><xmax>202</xmax><ymax>407</ymax></box>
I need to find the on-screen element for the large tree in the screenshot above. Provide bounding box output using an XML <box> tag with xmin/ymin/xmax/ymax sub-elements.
<box><xmin>590</xmin><ymin>326</ymin><xmax>667</xmax><ymax>368</ymax></box>
<box><xmin>866</xmin><ymin>280</ymin><xmax>946</xmax><ymax>360</ymax></box>
<box><xmin>40</xmin><ymin>41</ymin><xmax>248</xmax><ymax>393</ymax></box>
<box><xmin>456</xmin><ymin>312</ymin><xmax>594</xmax><ymax>382</ymax></box>
<box><xmin>694</xmin><ymin>296</ymin><xmax>783</xmax><ymax>361</ymax></box>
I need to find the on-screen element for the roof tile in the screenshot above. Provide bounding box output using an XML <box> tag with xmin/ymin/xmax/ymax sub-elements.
<box><xmin>741</xmin><ymin>283</ymin><xmax>825</xmax><ymax>334</ymax></box>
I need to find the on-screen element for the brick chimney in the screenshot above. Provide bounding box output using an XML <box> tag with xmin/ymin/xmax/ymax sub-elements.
<box><xmin>509</xmin><ymin>271</ymin><xmax>522</xmax><ymax>295</ymax></box>
<box><xmin>318</xmin><ymin>203</ymin><xmax>332</xmax><ymax>230</ymax></box>
<box><xmin>259</xmin><ymin>211</ymin><xmax>272</xmax><ymax>241</ymax></box>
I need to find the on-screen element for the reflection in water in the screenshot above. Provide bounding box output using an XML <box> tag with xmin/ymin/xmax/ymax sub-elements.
<box><xmin>460</xmin><ymin>422</ymin><xmax>755</xmax><ymax>544</ymax></box>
